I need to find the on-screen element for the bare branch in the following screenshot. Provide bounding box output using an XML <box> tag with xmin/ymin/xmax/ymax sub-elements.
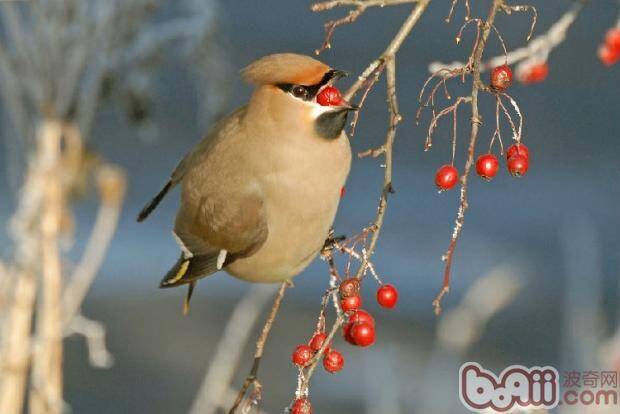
<box><xmin>62</xmin><ymin>162</ymin><xmax>126</xmax><ymax>326</ymax></box>
<box><xmin>446</xmin><ymin>0</ymin><xmax>471</xmax><ymax>23</ymax></box>
<box><xmin>429</xmin><ymin>2</ymin><xmax>585</xmax><ymax>76</ymax></box>
<box><xmin>189</xmin><ymin>286</ymin><xmax>278</xmax><ymax>414</ymax></box>
<box><xmin>65</xmin><ymin>314</ymin><xmax>114</xmax><ymax>369</ymax></box>
<box><xmin>501</xmin><ymin>3</ymin><xmax>538</xmax><ymax>41</ymax></box>
<box><xmin>229</xmin><ymin>281</ymin><xmax>289</xmax><ymax>414</ymax></box>
<box><xmin>433</xmin><ymin>0</ymin><xmax>504</xmax><ymax>316</ymax></box>
<box><xmin>311</xmin><ymin>0</ymin><xmax>419</xmax><ymax>54</ymax></box>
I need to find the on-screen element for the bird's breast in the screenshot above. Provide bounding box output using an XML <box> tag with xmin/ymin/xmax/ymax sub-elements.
<box><xmin>226</xmin><ymin>132</ymin><xmax>351</xmax><ymax>282</ymax></box>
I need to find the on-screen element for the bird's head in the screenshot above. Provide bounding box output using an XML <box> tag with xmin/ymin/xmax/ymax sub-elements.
<box><xmin>242</xmin><ymin>53</ymin><xmax>357</xmax><ymax>140</ymax></box>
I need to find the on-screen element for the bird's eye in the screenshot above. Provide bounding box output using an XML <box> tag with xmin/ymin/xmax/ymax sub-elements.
<box><xmin>292</xmin><ymin>85</ymin><xmax>308</xmax><ymax>99</ymax></box>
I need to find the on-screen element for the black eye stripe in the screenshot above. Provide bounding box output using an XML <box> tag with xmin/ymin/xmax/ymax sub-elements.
<box><xmin>277</xmin><ymin>83</ymin><xmax>318</xmax><ymax>101</ymax></box>
<box><xmin>276</xmin><ymin>69</ymin><xmax>340</xmax><ymax>101</ymax></box>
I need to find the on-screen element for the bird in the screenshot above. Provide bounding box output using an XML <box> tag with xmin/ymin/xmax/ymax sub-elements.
<box><xmin>137</xmin><ymin>53</ymin><xmax>356</xmax><ymax>313</ymax></box>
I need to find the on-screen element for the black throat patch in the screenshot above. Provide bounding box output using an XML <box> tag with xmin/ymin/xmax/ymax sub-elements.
<box><xmin>314</xmin><ymin>109</ymin><xmax>350</xmax><ymax>140</ymax></box>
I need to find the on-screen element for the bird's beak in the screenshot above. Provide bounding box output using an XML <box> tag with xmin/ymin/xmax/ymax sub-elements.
<box><xmin>330</xmin><ymin>70</ymin><xmax>358</xmax><ymax>111</ymax></box>
<box><xmin>330</xmin><ymin>69</ymin><xmax>348</xmax><ymax>81</ymax></box>
<box><xmin>318</xmin><ymin>69</ymin><xmax>357</xmax><ymax>111</ymax></box>
<box><xmin>340</xmin><ymin>101</ymin><xmax>359</xmax><ymax>111</ymax></box>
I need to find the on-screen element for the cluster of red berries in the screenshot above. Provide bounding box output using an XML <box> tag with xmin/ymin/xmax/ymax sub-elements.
<box><xmin>503</xmin><ymin>143</ymin><xmax>529</xmax><ymax>177</ymax></box>
<box><xmin>338</xmin><ymin>279</ymin><xmax>398</xmax><ymax>346</ymax></box>
<box><xmin>599</xmin><ymin>28</ymin><xmax>620</xmax><ymax>67</ymax></box>
<box><xmin>316</xmin><ymin>85</ymin><xmax>344</xmax><ymax>106</ymax></box>
<box><xmin>434</xmin><ymin>64</ymin><xmax>530</xmax><ymax>191</ymax></box>
<box><xmin>289</xmin><ymin>279</ymin><xmax>399</xmax><ymax>406</ymax></box>
<box><xmin>435</xmin><ymin>143</ymin><xmax>529</xmax><ymax>190</ymax></box>
<box><xmin>475</xmin><ymin>143</ymin><xmax>530</xmax><ymax>180</ymax></box>
<box><xmin>291</xmin><ymin>330</ymin><xmax>344</xmax><ymax>374</ymax></box>
<box><xmin>339</xmin><ymin>279</ymin><xmax>399</xmax><ymax>312</ymax></box>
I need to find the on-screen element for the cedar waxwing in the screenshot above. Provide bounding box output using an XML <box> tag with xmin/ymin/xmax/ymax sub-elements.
<box><xmin>137</xmin><ymin>53</ymin><xmax>356</xmax><ymax>312</ymax></box>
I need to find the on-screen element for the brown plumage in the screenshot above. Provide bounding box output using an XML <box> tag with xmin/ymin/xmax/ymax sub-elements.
<box><xmin>241</xmin><ymin>53</ymin><xmax>330</xmax><ymax>86</ymax></box>
<box><xmin>137</xmin><ymin>53</ymin><xmax>356</xmax><ymax>312</ymax></box>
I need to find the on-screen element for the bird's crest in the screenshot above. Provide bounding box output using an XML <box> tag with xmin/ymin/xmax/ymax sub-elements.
<box><xmin>241</xmin><ymin>53</ymin><xmax>330</xmax><ymax>86</ymax></box>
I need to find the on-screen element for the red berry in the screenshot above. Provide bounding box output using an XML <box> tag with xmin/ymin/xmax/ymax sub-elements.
<box><xmin>376</xmin><ymin>284</ymin><xmax>399</xmax><ymax>309</ymax></box>
<box><xmin>291</xmin><ymin>344</ymin><xmax>313</xmax><ymax>367</ymax></box>
<box><xmin>349</xmin><ymin>321</ymin><xmax>376</xmax><ymax>347</ymax></box>
<box><xmin>291</xmin><ymin>398</ymin><xmax>313</xmax><ymax>414</ymax></box>
<box><xmin>342</xmin><ymin>309</ymin><xmax>376</xmax><ymax>344</ymax></box>
<box><xmin>519</xmin><ymin>62</ymin><xmax>549</xmax><ymax>84</ymax></box>
<box><xmin>322</xmin><ymin>349</ymin><xmax>344</xmax><ymax>373</ymax></box>
<box><xmin>341</xmin><ymin>295</ymin><xmax>362</xmax><ymax>313</ymax></box>
<box><xmin>340</xmin><ymin>186</ymin><xmax>346</xmax><ymax>198</ymax></box>
<box><xmin>316</xmin><ymin>86</ymin><xmax>343</xmax><ymax>106</ymax></box>
<box><xmin>490</xmin><ymin>64</ymin><xmax>513</xmax><ymax>91</ymax></box>
<box><xmin>599</xmin><ymin>44</ymin><xmax>620</xmax><ymax>67</ymax></box>
<box><xmin>475</xmin><ymin>154</ymin><xmax>500</xmax><ymax>181</ymax></box>
<box><xmin>343</xmin><ymin>323</ymin><xmax>355</xmax><ymax>344</ymax></box>
<box><xmin>309</xmin><ymin>332</ymin><xmax>330</xmax><ymax>353</ymax></box>
<box><xmin>605</xmin><ymin>28</ymin><xmax>620</xmax><ymax>53</ymax></box>
<box><xmin>435</xmin><ymin>164</ymin><xmax>459</xmax><ymax>191</ymax></box>
<box><xmin>507</xmin><ymin>154</ymin><xmax>529</xmax><ymax>177</ymax></box>
<box><xmin>506</xmin><ymin>143</ymin><xmax>529</xmax><ymax>161</ymax></box>
<box><xmin>349</xmin><ymin>309</ymin><xmax>375</xmax><ymax>326</ymax></box>
<box><xmin>339</xmin><ymin>278</ymin><xmax>360</xmax><ymax>298</ymax></box>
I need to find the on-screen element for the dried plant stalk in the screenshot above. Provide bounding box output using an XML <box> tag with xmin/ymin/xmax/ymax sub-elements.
<box><xmin>0</xmin><ymin>271</ymin><xmax>36</xmax><ymax>414</ymax></box>
<box><xmin>30</xmin><ymin>120</ymin><xmax>64</xmax><ymax>414</ymax></box>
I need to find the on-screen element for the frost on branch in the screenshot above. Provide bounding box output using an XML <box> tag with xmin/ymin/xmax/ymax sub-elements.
<box><xmin>0</xmin><ymin>2</ymin><xmax>225</xmax><ymax>414</ymax></box>
<box><xmin>429</xmin><ymin>2</ymin><xmax>586</xmax><ymax>85</ymax></box>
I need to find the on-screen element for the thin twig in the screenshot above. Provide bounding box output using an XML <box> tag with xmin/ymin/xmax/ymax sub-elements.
<box><xmin>62</xmin><ymin>163</ymin><xmax>126</xmax><ymax>327</ymax></box>
<box><xmin>432</xmin><ymin>0</ymin><xmax>504</xmax><ymax>316</ymax></box>
<box><xmin>429</xmin><ymin>2</ymin><xmax>585</xmax><ymax>75</ymax></box>
<box><xmin>348</xmin><ymin>1</ymin><xmax>430</xmax><ymax>282</ymax></box>
<box><xmin>311</xmin><ymin>0</ymin><xmax>419</xmax><ymax>54</ymax></box>
<box><xmin>446</xmin><ymin>0</ymin><xmax>471</xmax><ymax>23</ymax></box>
<box><xmin>190</xmin><ymin>286</ymin><xmax>278</xmax><ymax>414</ymax></box>
<box><xmin>295</xmin><ymin>6</ymin><xmax>431</xmax><ymax>397</ymax></box>
<box><xmin>228</xmin><ymin>281</ymin><xmax>289</xmax><ymax>414</ymax></box>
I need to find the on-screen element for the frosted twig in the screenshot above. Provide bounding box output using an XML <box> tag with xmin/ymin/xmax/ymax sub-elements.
<box><xmin>0</xmin><ymin>2</ymin><xmax>224</xmax><ymax>413</ymax></box>
<box><xmin>432</xmin><ymin>0</ymin><xmax>504</xmax><ymax>316</ymax></box>
<box><xmin>62</xmin><ymin>163</ymin><xmax>126</xmax><ymax>326</ymax></box>
<box><xmin>229</xmin><ymin>282</ymin><xmax>289</xmax><ymax>414</ymax></box>
<box><xmin>311</xmin><ymin>0</ymin><xmax>419</xmax><ymax>54</ymax></box>
<box><xmin>65</xmin><ymin>314</ymin><xmax>114</xmax><ymax>368</ymax></box>
<box><xmin>189</xmin><ymin>286</ymin><xmax>277</xmax><ymax>414</ymax></box>
<box><xmin>295</xmin><ymin>4</ymin><xmax>429</xmax><ymax>395</ymax></box>
<box><xmin>428</xmin><ymin>2</ymin><xmax>585</xmax><ymax>75</ymax></box>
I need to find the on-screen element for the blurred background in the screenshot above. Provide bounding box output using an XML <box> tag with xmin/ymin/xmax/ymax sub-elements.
<box><xmin>0</xmin><ymin>1</ymin><xmax>619</xmax><ymax>413</ymax></box>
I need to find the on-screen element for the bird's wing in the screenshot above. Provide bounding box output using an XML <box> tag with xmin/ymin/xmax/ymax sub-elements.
<box><xmin>174</xmin><ymin>188</ymin><xmax>268</xmax><ymax>259</ymax></box>
<box><xmin>136</xmin><ymin>106</ymin><xmax>248</xmax><ymax>222</ymax></box>
<box><xmin>161</xmin><ymin>189</ymin><xmax>268</xmax><ymax>288</ymax></box>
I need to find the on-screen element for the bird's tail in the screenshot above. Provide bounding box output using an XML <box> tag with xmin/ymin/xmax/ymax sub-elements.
<box><xmin>159</xmin><ymin>253</ymin><xmax>221</xmax><ymax>314</ymax></box>
<box><xmin>136</xmin><ymin>180</ymin><xmax>172</xmax><ymax>222</ymax></box>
